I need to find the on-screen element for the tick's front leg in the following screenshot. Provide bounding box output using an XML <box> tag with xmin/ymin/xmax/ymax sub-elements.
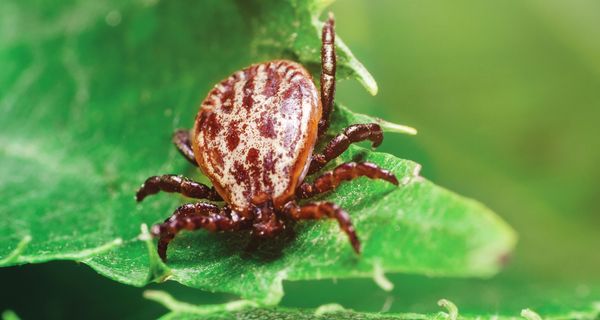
<box><xmin>318</xmin><ymin>13</ymin><xmax>337</xmax><ymax>137</ymax></box>
<box><xmin>152</xmin><ymin>203</ymin><xmax>248</xmax><ymax>261</ymax></box>
<box><xmin>136</xmin><ymin>174</ymin><xmax>222</xmax><ymax>202</ymax></box>
<box><xmin>173</xmin><ymin>129</ymin><xmax>198</xmax><ymax>165</ymax></box>
<box><xmin>309</xmin><ymin>123</ymin><xmax>384</xmax><ymax>174</ymax></box>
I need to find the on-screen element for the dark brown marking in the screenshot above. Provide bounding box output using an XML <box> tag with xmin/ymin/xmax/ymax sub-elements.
<box><xmin>220</xmin><ymin>83</ymin><xmax>235</xmax><ymax>112</ymax></box>
<box><xmin>262</xmin><ymin>151</ymin><xmax>276</xmax><ymax>190</ymax></box>
<box><xmin>247</xmin><ymin>149</ymin><xmax>263</xmax><ymax>193</ymax></box>
<box><xmin>226</xmin><ymin>122</ymin><xmax>240</xmax><ymax>151</ymax></box>
<box><xmin>263</xmin><ymin>64</ymin><xmax>281</xmax><ymax>98</ymax></box>
<box><xmin>242</xmin><ymin>67</ymin><xmax>257</xmax><ymax>111</ymax></box>
<box><xmin>204</xmin><ymin>112</ymin><xmax>221</xmax><ymax>139</ymax></box>
<box><xmin>246</xmin><ymin>148</ymin><xmax>259</xmax><ymax>164</ymax></box>
<box><xmin>259</xmin><ymin>114</ymin><xmax>277</xmax><ymax>138</ymax></box>
<box><xmin>232</xmin><ymin>161</ymin><xmax>249</xmax><ymax>185</ymax></box>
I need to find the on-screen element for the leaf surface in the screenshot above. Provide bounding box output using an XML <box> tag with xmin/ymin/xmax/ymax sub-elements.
<box><xmin>0</xmin><ymin>0</ymin><xmax>514</xmax><ymax>302</ymax></box>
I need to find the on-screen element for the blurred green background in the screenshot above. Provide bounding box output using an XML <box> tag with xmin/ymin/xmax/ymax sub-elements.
<box><xmin>1</xmin><ymin>0</ymin><xmax>599</xmax><ymax>318</ymax></box>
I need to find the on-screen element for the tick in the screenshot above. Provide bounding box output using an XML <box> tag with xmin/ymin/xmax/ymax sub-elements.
<box><xmin>136</xmin><ymin>13</ymin><xmax>398</xmax><ymax>261</ymax></box>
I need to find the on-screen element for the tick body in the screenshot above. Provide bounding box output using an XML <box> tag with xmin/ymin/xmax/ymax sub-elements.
<box><xmin>193</xmin><ymin>60</ymin><xmax>320</xmax><ymax>212</ymax></box>
<box><xmin>136</xmin><ymin>13</ymin><xmax>399</xmax><ymax>261</ymax></box>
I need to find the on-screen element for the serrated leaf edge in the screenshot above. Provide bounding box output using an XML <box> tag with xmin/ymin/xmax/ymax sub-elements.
<box><xmin>0</xmin><ymin>236</ymin><xmax>123</xmax><ymax>266</ymax></box>
<box><xmin>437</xmin><ymin>299</ymin><xmax>458</xmax><ymax>320</ymax></box>
<box><xmin>0</xmin><ymin>235</ymin><xmax>31</xmax><ymax>265</ymax></box>
<box><xmin>144</xmin><ymin>290</ymin><xmax>259</xmax><ymax>316</ymax></box>
<box><xmin>147</xmin><ymin>293</ymin><xmax>600</xmax><ymax>320</ymax></box>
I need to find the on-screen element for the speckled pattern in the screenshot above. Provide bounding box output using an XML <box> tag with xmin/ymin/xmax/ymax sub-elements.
<box><xmin>192</xmin><ymin>60</ymin><xmax>321</xmax><ymax>212</ymax></box>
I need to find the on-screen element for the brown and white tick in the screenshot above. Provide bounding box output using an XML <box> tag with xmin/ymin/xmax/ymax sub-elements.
<box><xmin>136</xmin><ymin>13</ymin><xmax>398</xmax><ymax>261</ymax></box>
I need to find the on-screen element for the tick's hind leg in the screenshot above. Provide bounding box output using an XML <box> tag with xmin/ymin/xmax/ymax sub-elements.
<box><xmin>318</xmin><ymin>13</ymin><xmax>336</xmax><ymax>137</ymax></box>
<box><xmin>284</xmin><ymin>201</ymin><xmax>360</xmax><ymax>253</ymax></box>
<box><xmin>298</xmin><ymin>162</ymin><xmax>398</xmax><ymax>199</ymax></box>
<box><xmin>173</xmin><ymin>129</ymin><xmax>198</xmax><ymax>165</ymax></box>
<box><xmin>309</xmin><ymin>123</ymin><xmax>383</xmax><ymax>174</ymax></box>
<box><xmin>136</xmin><ymin>174</ymin><xmax>222</xmax><ymax>202</ymax></box>
<box><xmin>151</xmin><ymin>203</ymin><xmax>249</xmax><ymax>261</ymax></box>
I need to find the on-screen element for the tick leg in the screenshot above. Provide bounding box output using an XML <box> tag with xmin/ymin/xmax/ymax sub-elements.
<box><xmin>151</xmin><ymin>203</ymin><xmax>248</xmax><ymax>261</ymax></box>
<box><xmin>318</xmin><ymin>12</ymin><xmax>336</xmax><ymax>137</ymax></box>
<box><xmin>284</xmin><ymin>200</ymin><xmax>360</xmax><ymax>253</ymax></box>
<box><xmin>136</xmin><ymin>174</ymin><xmax>222</xmax><ymax>202</ymax></box>
<box><xmin>298</xmin><ymin>162</ymin><xmax>398</xmax><ymax>199</ymax></box>
<box><xmin>309</xmin><ymin>123</ymin><xmax>383</xmax><ymax>174</ymax></box>
<box><xmin>173</xmin><ymin>129</ymin><xmax>198</xmax><ymax>165</ymax></box>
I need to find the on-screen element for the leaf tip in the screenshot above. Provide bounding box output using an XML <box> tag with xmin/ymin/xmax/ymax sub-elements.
<box><xmin>521</xmin><ymin>308</ymin><xmax>542</xmax><ymax>320</ymax></box>
<box><xmin>437</xmin><ymin>299</ymin><xmax>459</xmax><ymax>320</ymax></box>
<box><xmin>138</xmin><ymin>223</ymin><xmax>153</xmax><ymax>241</ymax></box>
<box><xmin>352</xmin><ymin>58</ymin><xmax>379</xmax><ymax>96</ymax></box>
<box><xmin>378</xmin><ymin>119</ymin><xmax>418</xmax><ymax>135</ymax></box>
<box><xmin>258</xmin><ymin>269</ymin><xmax>287</xmax><ymax>306</ymax></box>
<box><xmin>362</xmin><ymin>74</ymin><xmax>379</xmax><ymax>96</ymax></box>
<box><xmin>372</xmin><ymin>261</ymin><xmax>394</xmax><ymax>292</ymax></box>
<box><xmin>333</xmin><ymin>36</ymin><xmax>379</xmax><ymax>96</ymax></box>
<box><xmin>314</xmin><ymin>303</ymin><xmax>347</xmax><ymax>316</ymax></box>
<box><xmin>464</xmin><ymin>199</ymin><xmax>518</xmax><ymax>277</ymax></box>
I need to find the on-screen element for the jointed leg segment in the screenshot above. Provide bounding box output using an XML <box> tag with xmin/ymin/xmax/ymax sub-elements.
<box><xmin>284</xmin><ymin>201</ymin><xmax>360</xmax><ymax>253</ymax></box>
<box><xmin>151</xmin><ymin>203</ymin><xmax>248</xmax><ymax>261</ymax></box>
<box><xmin>309</xmin><ymin>123</ymin><xmax>384</xmax><ymax>174</ymax></box>
<box><xmin>318</xmin><ymin>13</ymin><xmax>337</xmax><ymax>136</ymax></box>
<box><xmin>298</xmin><ymin>162</ymin><xmax>398</xmax><ymax>199</ymax></box>
<box><xmin>173</xmin><ymin>129</ymin><xmax>198</xmax><ymax>165</ymax></box>
<box><xmin>136</xmin><ymin>174</ymin><xmax>222</xmax><ymax>202</ymax></box>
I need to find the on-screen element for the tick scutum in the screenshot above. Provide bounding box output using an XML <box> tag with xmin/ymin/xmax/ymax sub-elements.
<box><xmin>192</xmin><ymin>60</ymin><xmax>321</xmax><ymax>213</ymax></box>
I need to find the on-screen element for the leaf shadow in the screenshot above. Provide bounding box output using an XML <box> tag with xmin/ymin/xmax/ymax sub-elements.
<box><xmin>167</xmin><ymin>224</ymin><xmax>298</xmax><ymax>265</ymax></box>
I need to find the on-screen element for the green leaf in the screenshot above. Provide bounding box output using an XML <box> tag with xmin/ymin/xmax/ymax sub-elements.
<box><xmin>145</xmin><ymin>291</ymin><xmax>600</xmax><ymax>320</ymax></box>
<box><xmin>0</xmin><ymin>0</ymin><xmax>514</xmax><ymax>303</ymax></box>
<box><xmin>1</xmin><ymin>310</ymin><xmax>21</xmax><ymax>320</ymax></box>
<box><xmin>333</xmin><ymin>104</ymin><xmax>417</xmax><ymax>136</ymax></box>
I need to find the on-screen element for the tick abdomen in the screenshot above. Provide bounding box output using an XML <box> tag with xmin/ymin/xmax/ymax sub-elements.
<box><xmin>192</xmin><ymin>60</ymin><xmax>321</xmax><ymax>212</ymax></box>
